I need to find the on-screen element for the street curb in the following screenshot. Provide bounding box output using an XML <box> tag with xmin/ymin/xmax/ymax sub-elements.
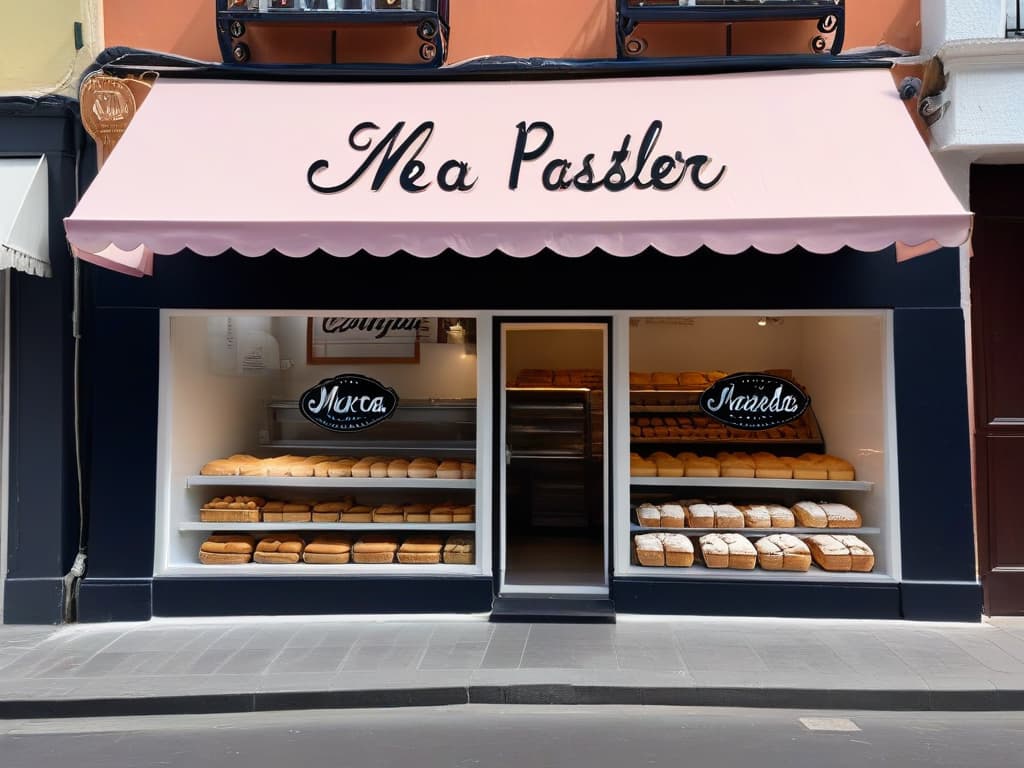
<box><xmin>1</xmin><ymin>685</ymin><xmax>1023</xmax><ymax>718</ymax></box>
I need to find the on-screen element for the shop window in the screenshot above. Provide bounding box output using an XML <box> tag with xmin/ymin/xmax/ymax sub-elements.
<box><xmin>158</xmin><ymin>312</ymin><xmax>482</xmax><ymax>575</ymax></box>
<box><xmin>623</xmin><ymin>312</ymin><xmax>898</xmax><ymax>582</ymax></box>
<box><xmin>217</xmin><ymin>0</ymin><xmax>450</xmax><ymax>66</ymax></box>
<box><xmin>617</xmin><ymin>0</ymin><xmax>846</xmax><ymax>59</ymax></box>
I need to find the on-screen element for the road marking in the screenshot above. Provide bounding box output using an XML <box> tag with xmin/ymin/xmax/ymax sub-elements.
<box><xmin>799</xmin><ymin>717</ymin><xmax>861</xmax><ymax>732</ymax></box>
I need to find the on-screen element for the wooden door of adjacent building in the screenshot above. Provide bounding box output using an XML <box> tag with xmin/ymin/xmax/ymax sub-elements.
<box><xmin>971</xmin><ymin>165</ymin><xmax>1024</xmax><ymax>615</ymax></box>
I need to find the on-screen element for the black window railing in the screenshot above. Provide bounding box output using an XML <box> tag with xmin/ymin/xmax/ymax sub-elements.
<box><xmin>1010</xmin><ymin>1</ymin><xmax>1023</xmax><ymax>37</ymax></box>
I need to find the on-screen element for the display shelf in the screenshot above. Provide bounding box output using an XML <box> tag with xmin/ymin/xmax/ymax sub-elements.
<box><xmin>619</xmin><ymin>563</ymin><xmax>892</xmax><ymax>582</ymax></box>
<box><xmin>186</xmin><ymin>476</ymin><xmax>476</xmax><ymax>490</ymax></box>
<box><xmin>180</xmin><ymin>522</ymin><xmax>476</xmax><ymax>532</ymax></box>
<box><xmin>630</xmin><ymin>524</ymin><xmax>880</xmax><ymax>536</ymax></box>
<box><xmin>162</xmin><ymin>563</ymin><xmax>481</xmax><ymax>577</ymax></box>
<box><xmin>629</xmin><ymin>477</ymin><xmax>873</xmax><ymax>492</ymax></box>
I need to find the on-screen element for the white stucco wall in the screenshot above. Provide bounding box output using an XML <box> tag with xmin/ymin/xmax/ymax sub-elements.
<box><xmin>922</xmin><ymin>0</ymin><xmax>1008</xmax><ymax>53</ymax></box>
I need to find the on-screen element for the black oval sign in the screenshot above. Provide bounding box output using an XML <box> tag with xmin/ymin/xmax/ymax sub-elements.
<box><xmin>698</xmin><ymin>373</ymin><xmax>810</xmax><ymax>431</ymax></box>
<box><xmin>299</xmin><ymin>374</ymin><xmax>399</xmax><ymax>433</ymax></box>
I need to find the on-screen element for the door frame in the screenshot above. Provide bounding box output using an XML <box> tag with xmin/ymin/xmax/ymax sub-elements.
<box><xmin>493</xmin><ymin>316</ymin><xmax>613</xmax><ymax>597</ymax></box>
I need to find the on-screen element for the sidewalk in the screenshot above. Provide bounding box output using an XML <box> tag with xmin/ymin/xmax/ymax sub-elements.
<box><xmin>1</xmin><ymin>614</ymin><xmax>1024</xmax><ymax>718</ymax></box>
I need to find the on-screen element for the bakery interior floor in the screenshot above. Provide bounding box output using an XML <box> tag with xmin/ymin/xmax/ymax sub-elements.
<box><xmin>1</xmin><ymin>616</ymin><xmax>1023</xmax><ymax>716</ymax></box>
<box><xmin>503</xmin><ymin>534</ymin><xmax>605</xmax><ymax>586</ymax></box>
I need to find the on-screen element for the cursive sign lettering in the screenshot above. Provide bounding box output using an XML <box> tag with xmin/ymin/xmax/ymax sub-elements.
<box><xmin>698</xmin><ymin>373</ymin><xmax>810</xmax><ymax>431</ymax></box>
<box><xmin>509</xmin><ymin>120</ymin><xmax>726</xmax><ymax>192</ymax></box>
<box><xmin>307</xmin><ymin>121</ymin><xmax>477</xmax><ymax>194</ymax></box>
<box><xmin>321</xmin><ymin>317</ymin><xmax>421</xmax><ymax>340</ymax></box>
<box><xmin>299</xmin><ymin>374</ymin><xmax>399</xmax><ymax>433</ymax></box>
<box><xmin>306</xmin><ymin>120</ymin><xmax>726</xmax><ymax>195</ymax></box>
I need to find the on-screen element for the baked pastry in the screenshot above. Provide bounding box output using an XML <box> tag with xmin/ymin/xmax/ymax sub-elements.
<box><xmin>254</xmin><ymin>534</ymin><xmax>304</xmax><ymax>564</ymax></box>
<box><xmin>199</xmin><ymin>496</ymin><xmax>265</xmax><ymax>523</ymax></box>
<box><xmin>261</xmin><ymin>501</ymin><xmax>312</xmax><ymax>523</ymax></box>
<box><xmin>370</xmin><ymin>460</ymin><xmax>390</xmax><ymax>479</ymax></box>
<box><xmin>782</xmin><ymin>457</ymin><xmax>828</xmax><ymax>481</ymax></box>
<box><xmin>387</xmin><ymin>459</ymin><xmax>410</xmax><ymax>478</ymax></box>
<box><xmin>461</xmin><ymin>462</ymin><xmax>476</xmax><ymax>479</ymax></box>
<box><xmin>443</xmin><ymin>535</ymin><xmax>474</xmax><ymax>564</ymax></box>
<box><xmin>684</xmin><ymin>456</ymin><xmax>720</xmax><ymax>478</ymax></box>
<box><xmin>452</xmin><ymin>505</ymin><xmax>475</xmax><ymax>523</ymax></box>
<box><xmin>652</xmin><ymin>372</ymin><xmax>679</xmax><ymax>389</ymax></box>
<box><xmin>655</xmin><ymin>456</ymin><xmax>685</xmax><ymax>477</ymax></box>
<box><xmin>835</xmin><ymin>535</ymin><xmax>875</xmax><ymax>572</ymax></box>
<box><xmin>659</xmin><ymin>503</ymin><xmax>686</xmax><ymax>529</ymax></box>
<box><xmin>408</xmin><ymin>458</ymin><xmax>438</xmax><ymax>479</ymax></box>
<box><xmin>656</xmin><ymin>532</ymin><xmax>694</xmax><ymax>567</ymax></box>
<box><xmin>630</xmin><ymin>457</ymin><xmax>657</xmax><ymax>477</ymax></box>
<box><xmin>636</xmin><ymin>503</ymin><xmax>661</xmax><ymax>528</ymax></box>
<box><xmin>686</xmin><ymin>503</ymin><xmax>715</xmax><ymax>528</ymax></box>
<box><xmin>429</xmin><ymin>505</ymin><xmax>455</xmax><ymax>523</ymax></box>
<box><xmin>679</xmin><ymin>371</ymin><xmax>708</xmax><ymax>388</ymax></box>
<box><xmin>634</xmin><ymin>533</ymin><xmax>665</xmax><ymax>566</ymax></box>
<box><xmin>352</xmin><ymin>534</ymin><xmax>399</xmax><ymax>564</ymax></box>
<box><xmin>311</xmin><ymin>499</ymin><xmax>354</xmax><ymax>523</ymax></box>
<box><xmin>823</xmin><ymin>455</ymin><xmax>856</xmax><ymax>481</ymax></box>
<box><xmin>372</xmin><ymin>504</ymin><xmax>405</xmax><ymax>523</ymax></box>
<box><xmin>753</xmin><ymin>452</ymin><xmax>793</xmax><ymax>479</ymax></box>
<box><xmin>699</xmin><ymin>533</ymin><xmax>756</xmax><ymax>569</ymax></box>
<box><xmin>398</xmin><ymin>535</ymin><xmax>445</xmax><ymax>564</ymax></box>
<box><xmin>739</xmin><ymin>504</ymin><xmax>773</xmax><ymax>529</ymax></box>
<box><xmin>403</xmin><ymin>503</ymin><xmax>431</xmax><ymax>523</ymax></box>
<box><xmin>303</xmin><ymin>534</ymin><xmax>352</xmax><ymax>564</ymax></box>
<box><xmin>805</xmin><ymin>534</ymin><xmax>876</xmax><ymax>572</ymax></box>
<box><xmin>436</xmin><ymin>460</ymin><xmax>463</xmax><ymax>479</ymax></box>
<box><xmin>325</xmin><ymin>459</ymin><xmax>356</xmax><ymax>478</ymax></box>
<box><xmin>711</xmin><ymin>504</ymin><xmax>744</xmax><ymax>528</ymax></box>
<box><xmin>791</xmin><ymin>501</ymin><xmax>828</xmax><ymax>528</ymax></box>
<box><xmin>755</xmin><ymin>534</ymin><xmax>811</xmax><ymax>571</ymax></box>
<box><xmin>820</xmin><ymin>502</ymin><xmax>862</xmax><ymax>528</ymax></box>
<box><xmin>343</xmin><ymin>504</ymin><xmax>374</xmax><ymax>523</ymax></box>
<box><xmin>199</xmin><ymin>534</ymin><xmax>255</xmax><ymax>564</ymax></box>
<box><xmin>765</xmin><ymin>504</ymin><xmax>796</xmax><ymax>527</ymax></box>
<box><xmin>199</xmin><ymin>454</ymin><xmax>260</xmax><ymax>476</ymax></box>
<box><xmin>351</xmin><ymin>457</ymin><xmax>376</xmax><ymax>478</ymax></box>
<box><xmin>629</xmin><ymin>372</ymin><xmax>652</xmax><ymax>390</ymax></box>
<box><xmin>718</xmin><ymin>452</ymin><xmax>755</xmax><ymax>478</ymax></box>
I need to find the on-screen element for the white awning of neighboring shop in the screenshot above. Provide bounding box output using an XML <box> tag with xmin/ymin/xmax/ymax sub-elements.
<box><xmin>64</xmin><ymin>68</ymin><xmax>971</xmax><ymax>277</ymax></box>
<box><xmin>0</xmin><ymin>157</ymin><xmax>49</xmax><ymax>278</ymax></box>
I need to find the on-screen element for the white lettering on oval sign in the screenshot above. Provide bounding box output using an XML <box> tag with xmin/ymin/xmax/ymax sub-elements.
<box><xmin>698</xmin><ymin>373</ymin><xmax>810</xmax><ymax>431</ymax></box>
<box><xmin>299</xmin><ymin>374</ymin><xmax>399</xmax><ymax>433</ymax></box>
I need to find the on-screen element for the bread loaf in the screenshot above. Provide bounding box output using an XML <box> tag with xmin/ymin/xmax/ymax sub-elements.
<box><xmin>398</xmin><ymin>535</ymin><xmax>445</xmax><ymax>564</ymax></box>
<box><xmin>343</xmin><ymin>505</ymin><xmax>373</xmax><ymax>523</ymax></box>
<box><xmin>755</xmin><ymin>534</ymin><xmax>811</xmax><ymax>571</ymax></box>
<box><xmin>656</xmin><ymin>532</ymin><xmax>693</xmax><ymax>567</ymax></box>
<box><xmin>792</xmin><ymin>501</ymin><xmax>828</xmax><ymax>528</ymax></box>
<box><xmin>443</xmin><ymin>535</ymin><xmax>474</xmax><ymax>564</ymax></box>
<box><xmin>636</xmin><ymin>503</ymin><xmax>661</xmax><ymax>528</ymax></box>
<box><xmin>254</xmin><ymin>534</ymin><xmax>304</xmax><ymax>564</ymax></box>
<box><xmin>403</xmin><ymin>503</ymin><xmax>431</xmax><ymax>523</ymax></box>
<box><xmin>806</xmin><ymin>534</ymin><xmax>852</xmax><ymax>571</ymax></box>
<box><xmin>700</xmin><ymin>533</ymin><xmax>756</xmax><ymax>569</ymax></box>
<box><xmin>372</xmin><ymin>504</ymin><xmax>405</xmax><ymax>523</ymax></box>
<box><xmin>634</xmin><ymin>533</ymin><xmax>665</xmax><ymax>567</ymax></box>
<box><xmin>659</xmin><ymin>503</ymin><xmax>685</xmax><ymax>529</ymax></box>
<box><xmin>303</xmin><ymin>534</ymin><xmax>352</xmax><ymax>564</ymax></box>
<box><xmin>353</xmin><ymin>534</ymin><xmax>398</xmax><ymax>563</ymax></box>
<box><xmin>819</xmin><ymin>502</ymin><xmax>862</xmax><ymax>528</ymax></box>
<box><xmin>686</xmin><ymin>503</ymin><xmax>715</xmax><ymax>528</ymax></box>
<box><xmin>436</xmin><ymin>460</ymin><xmax>463</xmax><ymax>479</ymax></box>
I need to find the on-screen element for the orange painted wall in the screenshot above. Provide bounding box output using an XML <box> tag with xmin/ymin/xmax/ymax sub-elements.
<box><xmin>104</xmin><ymin>1</ymin><xmax>921</xmax><ymax>63</ymax></box>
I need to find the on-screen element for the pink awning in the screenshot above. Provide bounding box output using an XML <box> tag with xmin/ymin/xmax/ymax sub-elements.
<box><xmin>65</xmin><ymin>68</ymin><xmax>971</xmax><ymax>277</ymax></box>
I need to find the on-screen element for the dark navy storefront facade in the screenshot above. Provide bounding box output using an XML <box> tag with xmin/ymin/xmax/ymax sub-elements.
<box><xmin>67</xmin><ymin>242</ymin><xmax>980</xmax><ymax>623</ymax></box>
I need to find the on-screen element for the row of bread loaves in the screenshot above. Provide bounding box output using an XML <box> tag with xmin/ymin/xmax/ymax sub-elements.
<box><xmin>199</xmin><ymin>533</ymin><xmax>474</xmax><ymax>565</ymax></box>
<box><xmin>200</xmin><ymin>454</ymin><xmax>475</xmax><ymax>479</ymax></box>
<box><xmin>633</xmin><ymin>532</ymin><xmax>874</xmax><ymax>572</ymax></box>
<box><xmin>635</xmin><ymin>501</ymin><xmax>860</xmax><ymax>529</ymax></box>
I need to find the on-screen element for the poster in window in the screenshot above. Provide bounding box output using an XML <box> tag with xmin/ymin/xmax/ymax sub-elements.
<box><xmin>307</xmin><ymin>317</ymin><xmax>421</xmax><ymax>364</ymax></box>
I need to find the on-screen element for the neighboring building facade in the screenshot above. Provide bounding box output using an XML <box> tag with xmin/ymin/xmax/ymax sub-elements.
<box><xmin>920</xmin><ymin>1</ymin><xmax>1024</xmax><ymax>615</ymax></box>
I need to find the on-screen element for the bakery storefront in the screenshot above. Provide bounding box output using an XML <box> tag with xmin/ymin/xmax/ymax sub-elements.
<box><xmin>63</xmin><ymin>60</ymin><xmax>979</xmax><ymax>622</ymax></box>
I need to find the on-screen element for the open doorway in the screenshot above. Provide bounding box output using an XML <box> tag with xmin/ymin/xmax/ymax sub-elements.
<box><xmin>499</xmin><ymin>321</ymin><xmax>609</xmax><ymax>595</ymax></box>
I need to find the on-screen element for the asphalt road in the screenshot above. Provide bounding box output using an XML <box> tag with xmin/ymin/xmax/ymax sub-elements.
<box><xmin>1</xmin><ymin>705</ymin><xmax>1022</xmax><ymax>768</ymax></box>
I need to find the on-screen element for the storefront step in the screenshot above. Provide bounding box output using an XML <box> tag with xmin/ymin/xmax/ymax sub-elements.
<box><xmin>490</xmin><ymin>596</ymin><xmax>616</xmax><ymax>624</ymax></box>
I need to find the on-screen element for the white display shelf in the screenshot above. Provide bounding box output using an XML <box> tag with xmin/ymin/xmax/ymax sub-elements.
<box><xmin>161</xmin><ymin>563</ymin><xmax>483</xmax><ymax>577</ymax></box>
<box><xmin>619</xmin><ymin>563</ymin><xmax>895</xmax><ymax>582</ymax></box>
<box><xmin>186</xmin><ymin>476</ymin><xmax>476</xmax><ymax>490</ymax></box>
<box><xmin>180</xmin><ymin>522</ymin><xmax>476</xmax><ymax>532</ymax></box>
<box><xmin>630</xmin><ymin>477</ymin><xmax>873</xmax><ymax>492</ymax></box>
<box><xmin>630</xmin><ymin>525</ymin><xmax>881</xmax><ymax>536</ymax></box>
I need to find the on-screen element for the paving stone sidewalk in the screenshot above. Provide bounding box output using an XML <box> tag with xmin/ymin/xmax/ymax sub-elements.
<box><xmin>1</xmin><ymin>615</ymin><xmax>1023</xmax><ymax>717</ymax></box>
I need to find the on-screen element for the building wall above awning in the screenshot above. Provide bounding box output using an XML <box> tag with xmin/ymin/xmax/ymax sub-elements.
<box><xmin>1</xmin><ymin>157</ymin><xmax>50</xmax><ymax>277</ymax></box>
<box><xmin>65</xmin><ymin>68</ymin><xmax>971</xmax><ymax>277</ymax></box>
